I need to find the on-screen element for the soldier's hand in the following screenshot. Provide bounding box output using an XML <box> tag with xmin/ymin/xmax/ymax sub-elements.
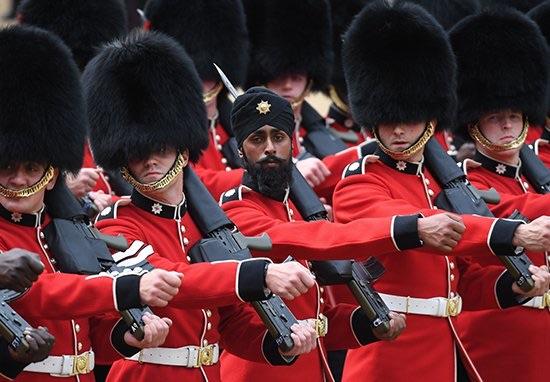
<box><xmin>66</xmin><ymin>168</ymin><xmax>100</xmax><ymax>198</ymax></box>
<box><xmin>279</xmin><ymin>319</ymin><xmax>317</xmax><ymax>357</ymax></box>
<box><xmin>512</xmin><ymin>265</ymin><xmax>550</xmax><ymax>298</ymax></box>
<box><xmin>88</xmin><ymin>190</ymin><xmax>113</xmax><ymax>213</ymax></box>
<box><xmin>512</xmin><ymin>216</ymin><xmax>550</xmax><ymax>252</ymax></box>
<box><xmin>373</xmin><ymin>312</ymin><xmax>406</xmax><ymax>341</ymax></box>
<box><xmin>0</xmin><ymin>249</ymin><xmax>44</xmax><ymax>291</ymax></box>
<box><xmin>124</xmin><ymin>313</ymin><xmax>172</xmax><ymax>348</ymax></box>
<box><xmin>455</xmin><ymin>142</ymin><xmax>476</xmax><ymax>162</ymax></box>
<box><xmin>9</xmin><ymin>326</ymin><xmax>55</xmax><ymax>364</ymax></box>
<box><xmin>319</xmin><ymin>197</ymin><xmax>333</xmax><ymax>222</ymax></box>
<box><xmin>139</xmin><ymin>269</ymin><xmax>183</xmax><ymax>307</ymax></box>
<box><xmin>265</xmin><ymin>262</ymin><xmax>315</xmax><ymax>300</ymax></box>
<box><xmin>296</xmin><ymin>158</ymin><xmax>331</xmax><ymax>187</ymax></box>
<box><xmin>418</xmin><ymin>213</ymin><xmax>465</xmax><ymax>252</ymax></box>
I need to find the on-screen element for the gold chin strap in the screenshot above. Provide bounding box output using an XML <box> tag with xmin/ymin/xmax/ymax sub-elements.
<box><xmin>374</xmin><ymin>121</ymin><xmax>435</xmax><ymax>160</ymax></box>
<box><xmin>0</xmin><ymin>166</ymin><xmax>55</xmax><ymax>198</ymax></box>
<box><xmin>329</xmin><ymin>85</ymin><xmax>350</xmax><ymax>114</ymax></box>
<box><xmin>121</xmin><ymin>153</ymin><xmax>185</xmax><ymax>193</ymax></box>
<box><xmin>203</xmin><ymin>82</ymin><xmax>224</xmax><ymax>105</ymax></box>
<box><xmin>468</xmin><ymin>118</ymin><xmax>528</xmax><ymax>152</ymax></box>
<box><xmin>290</xmin><ymin>80</ymin><xmax>313</xmax><ymax>110</ymax></box>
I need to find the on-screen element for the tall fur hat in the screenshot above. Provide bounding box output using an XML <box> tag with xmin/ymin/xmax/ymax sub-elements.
<box><xmin>395</xmin><ymin>0</ymin><xmax>481</xmax><ymax>30</ymax></box>
<box><xmin>450</xmin><ymin>7</ymin><xmax>549</xmax><ymax>129</ymax></box>
<box><xmin>485</xmin><ymin>0</ymin><xmax>545</xmax><ymax>13</ymax></box>
<box><xmin>17</xmin><ymin>0</ymin><xmax>127</xmax><ymax>71</ymax></box>
<box><xmin>528</xmin><ymin>1</ymin><xmax>550</xmax><ymax>114</ymax></box>
<box><xmin>82</xmin><ymin>30</ymin><xmax>209</xmax><ymax>170</ymax></box>
<box><xmin>0</xmin><ymin>26</ymin><xmax>86</xmax><ymax>172</ymax></box>
<box><xmin>143</xmin><ymin>0</ymin><xmax>249</xmax><ymax>86</ymax></box>
<box><xmin>328</xmin><ymin>0</ymin><xmax>369</xmax><ymax>98</ymax></box>
<box><xmin>343</xmin><ymin>0</ymin><xmax>457</xmax><ymax>131</ymax></box>
<box><xmin>243</xmin><ymin>0</ymin><xmax>333</xmax><ymax>92</ymax></box>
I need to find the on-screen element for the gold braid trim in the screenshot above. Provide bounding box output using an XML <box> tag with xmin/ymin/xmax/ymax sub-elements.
<box><xmin>0</xmin><ymin>166</ymin><xmax>55</xmax><ymax>198</ymax></box>
<box><xmin>121</xmin><ymin>153</ymin><xmax>184</xmax><ymax>193</ymax></box>
<box><xmin>203</xmin><ymin>82</ymin><xmax>223</xmax><ymax>104</ymax></box>
<box><xmin>374</xmin><ymin>121</ymin><xmax>435</xmax><ymax>160</ymax></box>
<box><xmin>329</xmin><ymin>85</ymin><xmax>350</xmax><ymax>114</ymax></box>
<box><xmin>468</xmin><ymin>118</ymin><xmax>528</xmax><ymax>152</ymax></box>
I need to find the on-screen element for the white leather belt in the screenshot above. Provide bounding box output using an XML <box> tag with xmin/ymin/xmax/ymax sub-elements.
<box><xmin>23</xmin><ymin>350</ymin><xmax>94</xmax><ymax>376</ymax></box>
<box><xmin>127</xmin><ymin>343</ymin><xmax>220</xmax><ymax>368</ymax></box>
<box><xmin>523</xmin><ymin>292</ymin><xmax>550</xmax><ymax>310</ymax></box>
<box><xmin>379</xmin><ymin>292</ymin><xmax>462</xmax><ymax>317</ymax></box>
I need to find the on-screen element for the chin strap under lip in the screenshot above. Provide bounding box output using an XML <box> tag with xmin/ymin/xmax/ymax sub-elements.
<box><xmin>373</xmin><ymin>121</ymin><xmax>435</xmax><ymax>161</ymax></box>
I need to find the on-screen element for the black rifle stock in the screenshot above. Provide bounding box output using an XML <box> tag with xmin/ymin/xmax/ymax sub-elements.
<box><xmin>288</xmin><ymin>165</ymin><xmax>392</xmax><ymax>333</ymax></box>
<box><xmin>183</xmin><ymin>167</ymin><xmax>298</xmax><ymax>352</ymax></box>
<box><xmin>519</xmin><ymin>145</ymin><xmax>550</xmax><ymax>194</ymax></box>
<box><xmin>43</xmin><ymin>177</ymin><xmax>152</xmax><ymax>340</ymax></box>
<box><xmin>423</xmin><ymin>138</ymin><xmax>535</xmax><ymax>292</ymax></box>
<box><xmin>0</xmin><ymin>289</ymin><xmax>31</xmax><ymax>353</ymax></box>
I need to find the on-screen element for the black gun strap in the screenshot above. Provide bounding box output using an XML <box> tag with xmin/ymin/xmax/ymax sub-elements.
<box><xmin>519</xmin><ymin>145</ymin><xmax>550</xmax><ymax>194</ymax></box>
<box><xmin>423</xmin><ymin>138</ymin><xmax>465</xmax><ymax>185</ymax></box>
<box><xmin>183</xmin><ymin>167</ymin><xmax>233</xmax><ymax>235</ymax></box>
<box><xmin>44</xmin><ymin>176</ymin><xmax>88</xmax><ymax>221</ymax></box>
<box><xmin>288</xmin><ymin>164</ymin><xmax>328</xmax><ymax>220</ymax></box>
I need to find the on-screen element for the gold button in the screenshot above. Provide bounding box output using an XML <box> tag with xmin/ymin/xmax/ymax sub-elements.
<box><xmin>50</xmin><ymin>258</ymin><xmax>57</xmax><ymax>265</ymax></box>
<box><xmin>450</xmin><ymin>292</ymin><xmax>455</xmax><ymax>298</ymax></box>
<box><xmin>449</xmin><ymin>262</ymin><xmax>455</xmax><ymax>270</ymax></box>
<box><xmin>320</xmin><ymin>298</ymin><xmax>324</xmax><ymax>304</ymax></box>
<box><xmin>203</xmin><ymin>339</ymin><xmax>209</xmax><ymax>346</ymax></box>
<box><xmin>207</xmin><ymin>322</ymin><xmax>212</xmax><ymax>330</ymax></box>
<box><xmin>206</xmin><ymin>309</ymin><xmax>212</xmax><ymax>318</ymax></box>
<box><xmin>215</xmin><ymin>134</ymin><xmax>221</xmax><ymax>141</ymax></box>
<box><xmin>428</xmin><ymin>189</ymin><xmax>434</xmax><ymax>196</ymax></box>
<box><xmin>77</xmin><ymin>342</ymin><xmax>83</xmax><ymax>351</ymax></box>
<box><xmin>183</xmin><ymin>237</ymin><xmax>189</xmax><ymax>245</ymax></box>
<box><xmin>75</xmin><ymin>324</ymin><xmax>80</xmax><ymax>333</ymax></box>
<box><xmin>186</xmin><ymin>256</ymin><xmax>191</xmax><ymax>262</ymax></box>
<box><xmin>221</xmin><ymin>158</ymin><xmax>228</xmax><ymax>164</ymax></box>
<box><xmin>523</xmin><ymin>182</ymin><xmax>529</xmax><ymax>189</ymax></box>
<box><xmin>39</xmin><ymin>232</ymin><xmax>45</xmax><ymax>239</ymax></box>
<box><xmin>217</xmin><ymin>144</ymin><xmax>222</xmax><ymax>150</ymax></box>
<box><xmin>320</xmin><ymin>287</ymin><xmax>324</xmax><ymax>293</ymax></box>
<box><xmin>433</xmin><ymin>206</ymin><xmax>438</xmax><ymax>210</ymax></box>
<box><xmin>450</xmin><ymin>274</ymin><xmax>455</xmax><ymax>281</ymax></box>
<box><xmin>298</xmin><ymin>137</ymin><xmax>304</xmax><ymax>143</ymax></box>
<box><xmin>424</xmin><ymin>178</ymin><xmax>430</xmax><ymax>185</ymax></box>
<box><xmin>43</xmin><ymin>244</ymin><xmax>49</xmax><ymax>250</ymax></box>
<box><xmin>180</xmin><ymin>225</ymin><xmax>186</xmax><ymax>233</ymax></box>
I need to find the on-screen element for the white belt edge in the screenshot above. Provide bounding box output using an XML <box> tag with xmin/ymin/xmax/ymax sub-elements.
<box><xmin>379</xmin><ymin>292</ymin><xmax>462</xmax><ymax>317</ymax></box>
<box><xmin>522</xmin><ymin>292</ymin><xmax>550</xmax><ymax>309</ymax></box>
<box><xmin>23</xmin><ymin>350</ymin><xmax>94</xmax><ymax>376</ymax></box>
<box><xmin>126</xmin><ymin>343</ymin><xmax>220</xmax><ymax>368</ymax></box>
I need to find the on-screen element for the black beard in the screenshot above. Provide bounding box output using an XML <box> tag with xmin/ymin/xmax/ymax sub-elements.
<box><xmin>243</xmin><ymin>155</ymin><xmax>292</xmax><ymax>201</ymax></box>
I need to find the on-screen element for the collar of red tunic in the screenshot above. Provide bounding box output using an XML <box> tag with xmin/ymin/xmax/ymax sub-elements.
<box><xmin>376</xmin><ymin>147</ymin><xmax>424</xmax><ymax>176</ymax></box>
<box><xmin>0</xmin><ymin>204</ymin><xmax>44</xmax><ymax>227</ymax></box>
<box><xmin>131</xmin><ymin>189</ymin><xmax>187</xmax><ymax>220</ymax></box>
<box><xmin>474</xmin><ymin>151</ymin><xmax>520</xmax><ymax>179</ymax></box>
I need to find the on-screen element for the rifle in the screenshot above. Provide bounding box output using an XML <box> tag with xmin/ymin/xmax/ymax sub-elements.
<box><xmin>300</xmin><ymin>102</ymin><xmax>348</xmax><ymax>159</ymax></box>
<box><xmin>423</xmin><ymin>138</ymin><xmax>535</xmax><ymax>292</ymax></box>
<box><xmin>183</xmin><ymin>166</ymin><xmax>299</xmax><ymax>352</ymax></box>
<box><xmin>288</xmin><ymin>164</ymin><xmax>392</xmax><ymax>333</ymax></box>
<box><xmin>43</xmin><ymin>177</ymin><xmax>153</xmax><ymax>340</ymax></box>
<box><xmin>0</xmin><ymin>289</ymin><xmax>31</xmax><ymax>353</ymax></box>
<box><xmin>519</xmin><ymin>145</ymin><xmax>550</xmax><ymax>194</ymax></box>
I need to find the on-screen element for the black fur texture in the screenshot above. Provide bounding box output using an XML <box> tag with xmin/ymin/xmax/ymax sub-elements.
<box><xmin>396</xmin><ymin>0</ymin><xmax>481</xmax><ymax>30</ymax></box>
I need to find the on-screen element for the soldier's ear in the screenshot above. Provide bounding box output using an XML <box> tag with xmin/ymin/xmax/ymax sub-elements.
<box><xmin>238</xmin><ymin>149</ymin><xmax>243</xmax><ymax>158</ymax></box>
<box><xmin>46</xmin><ymin>169</ymin><xmax>59</xmax><ymax>191</ymax></box>
<box><xmin>180</xmin><ymin>149</ymin><xmax>190</xmax><ymax>167</ymax></box>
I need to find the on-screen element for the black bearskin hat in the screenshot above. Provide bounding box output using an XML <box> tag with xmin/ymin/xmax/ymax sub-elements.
<box><xmin>485</xmin><ymin>0</ymin><xmax>545</xmax><ymax>13</ymax></box>
<box><xmin>0</xmin><ymin>26</ymin><xmax>86</xmax><ymax>172</ymax></box>
<box><xmin>144</xmin><ymin>0</ymin><xmax>249</xmax><ymax>86</ymax></box>
<box><xmin>328</xmin><ymin>0</ymin><xmax>369</xmax><ymax>98</ymax></box>
<box><xmin>450</xmin><ymin>7</ymin><xmax>549</xmax><ymax>129</ymax></box>
<box><xmin>243</xmin><ymin>0</ymin><xmax>333</xmax><ymax>92</ymax></box>
<box><xmin>395</xmin><ymin>0</ymin><xmax>481</xmax><ymax>30</ymax></box>
<box><xmin>529</xmin><ymin>1</ymin><xmax>550</xmax><ymax>114</ymax></box>
<box><xmin>343</xmin><ymin>1</ymin><xmax>457</xmax><ymax>131</ymax></box>
<box><xmin>83</xmin><ymin>30</ymin><xmax>209</xmax><ymax>170</ymax></box>
<box><xmin>17</xmin><ymin>0</ymin><xmax>127</xmax><ymax>71</ymax></box>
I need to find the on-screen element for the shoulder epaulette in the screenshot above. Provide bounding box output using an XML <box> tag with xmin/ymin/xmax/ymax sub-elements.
<box><xmin>95</xmin><ymin>196</ymin><xmax>131</xmax><ymax>223</ymax></box>
<box><xmin>461</xmin><ymin>158</ymin><xmax>481</xmax><ymax>176</ymax></box>
<box><xmin>342</xmin><ymin>155</ymin><xmax>379</xmax><ymax>179</ymax></box>
<box><xmin>219</xmin><ymin>185</ymin><xmax>249</xmax><ymax>205</ymax></box>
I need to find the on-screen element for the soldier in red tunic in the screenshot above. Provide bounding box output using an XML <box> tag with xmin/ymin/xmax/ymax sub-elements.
<box><xmin>0</xmin><ymin>25</ymin><xmax>186</xmax><ymax>381</ymax></box>
<box><xmin>333</xmin><ymin>2</ymin><xmax>550</xmax><ymax>381</ymax></box>
<box><xmin>83</xmin><ymin>30</ymin><xmax>319</xmax><ymax>382</ymax></box>
<box><xmin>450</xmin><ymin>8</ymin><xmax>550</xmax><ymax>381</ymax></box>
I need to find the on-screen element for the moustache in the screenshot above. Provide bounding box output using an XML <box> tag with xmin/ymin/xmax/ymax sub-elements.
<box><xmin>257</xmin><ymin>155</ymin><xmax>285</xmax><ymax>166</ymax></box>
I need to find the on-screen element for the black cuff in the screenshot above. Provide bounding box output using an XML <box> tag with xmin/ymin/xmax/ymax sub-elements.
<box><xmin>489</xmin><ymin>219</ymin><xmax>523</xmax><ymax>256</ymax></box>
<box><xmin>495</xmin><ymin>271</ymin><xmax>526</xmax><ymax>309</ymax></box>
<box><xmin>393</xmin><ymin>214</ymin><xmax>422</xmax><ymax>250</ymax></box>
<box><xmin>351</xmin><ymin>308</ymin><xmax>379</xmax><ymax>346</ymax></box>
<box><xmin>262</xmin><ymin>333</ymin><xmax>297</xmax><ymax>366</ymax></box>
<box><xmin>238</xmin><ymin>260</ymin><xmax>271</xmax><ymax>302</ymax></box>
<box><xmin>114</xmin><ymin>274</ymin><xmax>143</xmax><ymax>311</ymax></box>
<box><xmin>0</xmin><ymin>341</ymin><xmax>27</xmax><ymax>379</ymax></box>
<box><xmin>110</xmin><ymin>319</ymin><xmax>141</xmax><ymax>357</ymax></box>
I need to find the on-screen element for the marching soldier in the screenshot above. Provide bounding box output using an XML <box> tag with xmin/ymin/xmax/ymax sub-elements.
<box><xmin>0</xmin><ymin>25</ymin><xmax>184</xmax><ymax>381</ymax></box>
<box><xmin>450</xmin><ymin>7</ymin><xmax>550</xmax><ymax>380</ymax></box>
<box><xmin>17</xmin><ymin>0</ymin><xmax>131</xmax><ymax>211</ymax></box>
<box><xmin>84</xmin><ymin>30</ymin><xmax>318</xmax><ymax>382</ymax></box>
<box><xmin>334</xmin><ymin>2</ymin><xmax>550</xmax><ymax>380</ymax></box>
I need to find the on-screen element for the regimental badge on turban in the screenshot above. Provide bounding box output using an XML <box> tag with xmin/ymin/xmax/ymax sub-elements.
<box><xmin>256</xmin><ymin>100</ymin><xmax>271</xmax><ymax>115</ymax></box>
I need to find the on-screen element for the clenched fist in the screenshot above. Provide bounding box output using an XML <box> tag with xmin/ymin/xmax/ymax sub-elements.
<box><xmin>124</xmin><ymin>313</ymin><xmax>172</xmax><ymax>348</ymax></box>
<box><xmin>279</xmin><ymin>319</ymin><xmax>318</xmax><ymax>357</ymax></box>
<box><xmin>0</xmin><ymin>249</ymin><xmax>44</xmax><ymax>291</ymax></box>
<box><xmin>139</xmin><ymin>269</ymin><xmax>183</xmax><ymax>307</ymax></box>
<box><xmin>512</xmin><ymin>216</ymin><xmax>550</xmax><ymax>252</ymax></box>
<box><xmin>418</xmin><ymin>213</ymin><xmax>465</xmax><ymax>252</ymax></box>
<box><xmin>265</xmin><ymin>262</ymin><xmax>316</xmax><ymax>300</ymax></box>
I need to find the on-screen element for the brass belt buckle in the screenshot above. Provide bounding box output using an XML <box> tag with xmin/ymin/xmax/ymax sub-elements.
<box><xmin>72</xmin><ymin>352</ymin><xmax>90</xmax><ymax>375</ymax></box>
<box><xmin>197</xmin><ymin>345</ymin><xmax>214</xmax><ymax>367</ymax></box>
<box><xmin>315</xmin><ymin>314</ymin><xmax>328</xmax><ymax>338</ymax></box>
<box><xmin>541</xmin><ymin>291</ymin><xmax>550</xmax><ymax>309</ymax></box>
<box><xmin>446</xmin><ymin>295</ymin><xmax>462</xmax><ymax>317</ymax></box>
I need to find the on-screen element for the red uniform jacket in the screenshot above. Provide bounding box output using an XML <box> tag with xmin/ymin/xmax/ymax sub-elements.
<box><xmin>0</xmin><ymin>207</ymin><xmax>143</xmax><ymax>381</ymax></box>
<box><xmin>220</xmin><ymin>179</ymin><xmax>422</xmax><ymax>381</ymax></box>
<box><xmin>332</xmin><ymin>150</ymin><xmax>524</xmax><ymax>382</ymax></box>
<box><xmin>459</xmin><ymin>153</ymin><xmax>550</xmax><ymax>381</ymax></box>
<box><xmin>95</xmin><ymin>191</ymin><xmax>290</xmax><ymax>382</ymax></box>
